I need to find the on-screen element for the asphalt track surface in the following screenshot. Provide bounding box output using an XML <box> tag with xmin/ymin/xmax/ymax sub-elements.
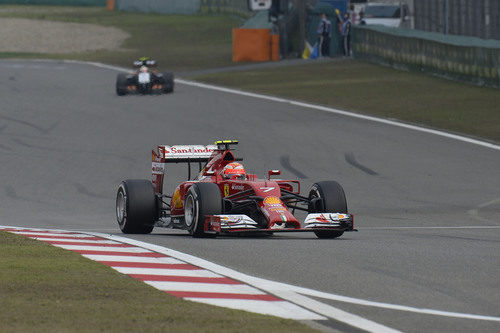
<box><xmin>1</xmin><ymin>59</ymin><xmax>499</xmax><ymax>332</ymax></box>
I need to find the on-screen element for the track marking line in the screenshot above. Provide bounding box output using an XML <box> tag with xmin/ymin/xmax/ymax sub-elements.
<box><xmin>7</xmin><ymin>226</ymin><xmax>500</xmax><ymax>329</ymax></box>
<box><xmin>175</xmin><ymin>79</ymin><xmax>500</xmax><ymax>152</ymax></box>
<box><xmin>8</xmin><ymin>231</ymin><xmax>98</xmax><ymax>238</ymax></box>
<box><xmin>80</xmin><ymin>254</ymin><xmax>184</xmax><ymax>264</ymax></box>
<box><xmin>50</xmin><ymin>244</ymin><xmax>148</xmax><ymax>252</ymax></box>
<box><xmin>0</xmin><ymin>226</ymin><xmax>326</xmax><ymax>322</ymax></box>
<box><xmin>186</xmin><ymin>298</ymin><xmax>326</xmax><ymax>320</ymax></box>
<box><xmin>88</xmin><ymin>231</ymin><xmax>500</xmax><ymax>323</ymax></box>
<box><xmin>26</xmin><ymin>59</ymin><xmax>500</xmax><ymax>152</ymax></box>
<box><xmin>99</xmin><ymin>261</ymin><xmax>200</xmax><ymax>269</ymax></box>
<box><xmin>361</xmin><ymin>226</ymin><xmax>500</xmax><ymax>230</ymax></box>
<box><xmin>143</xmin><ymin>281</ymin><xmax>263</xmax><ymax>294</ymax></box>
<box><xmin>111</xmin><ymin>267</ymin><xmax>223</xmax><ymax>277</ymax></box>
<box><xmin>290</xmin><ymin>286</ymin><xmax>500</xmax><ymax>322</ymax></box>
<box><xmin>130</xmin><ymin>274</ymin><xmax>240</xmax><ymax>284</ymax></box>
<box><xmin>274</xmin><ymin>291</ymin><xmax>402</xmax><ymax>333</ymax></box>
<box><xmin>16</xmin><ymin>234</ymin><xmax>103</xmax><ymax>240</ymax></box>
<box><xmin>37</xmin><ymin>238</ymin><xmax>121</xmax><ymax>245</ymax></box>
<box><xmin>72</xmin><ymin>249</ymin><xmax>165</xmax><ymax>257</ymax></box>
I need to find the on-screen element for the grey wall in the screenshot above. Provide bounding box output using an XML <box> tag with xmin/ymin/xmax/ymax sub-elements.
<box><xmin>116</xmin><ymin>0</ymin><xmax>201</xmax><ymax>15</ymax></box>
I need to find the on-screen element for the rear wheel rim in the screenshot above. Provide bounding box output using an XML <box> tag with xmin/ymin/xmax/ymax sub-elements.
<box><xmin>184</xmin><ymin>195</ymin><xmax>196</xmax><ymax>228</ymax></box>
<box><xmin>116</xmin><ymin>190</ymin><xmax>126</xmax><ymax>224</ymax></box>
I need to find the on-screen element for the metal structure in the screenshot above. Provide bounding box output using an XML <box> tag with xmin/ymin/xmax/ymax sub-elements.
<box><xmin>414</xmin><ymin>0</ymin><xmax>500</xmax><ymax>40</ymax></box>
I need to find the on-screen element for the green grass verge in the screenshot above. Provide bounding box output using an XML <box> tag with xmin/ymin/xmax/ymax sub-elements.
<box><xmin>193</xmin><ymin>59</ymin><xmax>500</xmax><ymax>142</ymax></box>
<box><xmin>0</xmin><ymin>231</ymin><xmax>317</xmax><ymax>332</ymax></box>
<box><xmin>0</xmin><ymin>6</ymin><xmax>242</xmax><ymax>71</ymax></box>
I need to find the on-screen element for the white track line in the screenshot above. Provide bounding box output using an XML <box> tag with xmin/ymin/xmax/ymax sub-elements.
<box><xmin>188</xmin><ymin>298</ymin><xmax>326</xmax><ymax>320</ymax></box>
<box><xmin>173</xmin><ymin>79</ymin><xmax>499</xmax><ymax>151</ymax></box>
<box><xmin>91</xmin><ymin>232</ymin><xmax>500</xmax><ymax>323</ymax></box>
<box><xmin>32</xmin><ymin>238</ymin><xmax>120</xmax><ymax>244</ymax></box>
<box><xmin>50</xmin><ymin>59</ymin><xmax>500</xmax><ymax>152</ymax></box>
<box><xmin>81</xmin><ymin>254</ymin><xmax>184</xmax><ymax>264</ymax></box>
<box><xmin>275</xmin><ymin>291</ymin><xmax>402</xmax><ymax>333</ymax></box>
<box><xmin>8</xmin><ymin>231</ymin><xmax>97</xmax><ymax>238</ymax></box>
<box><xmin>362</xmin><ymin>226</ymin><xmax>500</xmax><ymax>230</ymax></box>
<box><xmin>50</xmin><ymin>244</ymin><xmax>148</xmax><ymax>252</ymax></box>
<box><xmin>289</xmin><ymin>286</ymin><xmax>500</xmax><ymax>322</ymax></box>
<box><xmin>2</xmin><ymin>226</ymin><xmax>326</xmax><ymax>322</ymax></box>
<box><xmin>7</xmin><ymin>226</ymin><xmax>499</xmax><ymax>329</ymax></box>
<box><xmin>111</xmin><ymin>267</ymin><xmax>223</xmax><ymax>277</ymax></box>
<box><xmin>143</xmin><ymin>281</ymin><xmax>262</xmax><ymax>294</ymax></box>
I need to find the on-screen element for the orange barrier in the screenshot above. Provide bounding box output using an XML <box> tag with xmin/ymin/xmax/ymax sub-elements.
<box><xmin>271</xmin><ymin>34</ymin><xmax>279</xmax><ymax>61</ymax></box>
<box><xmin>106</xmin><ymin>0</ymin><xmax>115</xmax><ymax>10</ymax></box>
<box><xmin>233</xmin><ymin>28</ymin><xmax>280</xmax><ymax>62</ymax></box>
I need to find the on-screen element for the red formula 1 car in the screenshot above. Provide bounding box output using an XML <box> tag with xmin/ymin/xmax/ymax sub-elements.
<box><xmin>115</xmin><ymin>140</ymin><xmax>354</xmax><ymax>239</ymax></box>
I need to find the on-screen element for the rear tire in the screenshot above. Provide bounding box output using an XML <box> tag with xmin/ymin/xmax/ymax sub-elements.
<box><xmin>309</xmin><ymin>181</ymin><xmax>347</xmax><ymax>239</ymax></box>
<box><xmin>116</xmin><ymin>180</ymin><xmax>156</xmax><ymax>234</ymax></box>
<box><xmin>116</xmin><ymin>73</ymin><xmax>128</xmax><ymax>96</ymax></box>
<box><xmin>162</xmin><ymin>72</ymin><xmax>174</xmax><ymax>93</ymax></box>
<box><xmin>184</xmin><ymin>182</ymin><xmax>221</xmax><ymax>238</ymax></box>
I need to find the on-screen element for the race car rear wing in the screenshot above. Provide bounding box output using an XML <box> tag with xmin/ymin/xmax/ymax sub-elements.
<box><xmin>153</xmin><ymin>140</ymin><xmax>239</xmax><ymax>163</ymax></box>
<box><xmin>151</xmin><ymin>145</ymin><xmax>216</xmax><ymax>192</ymax></box>
<box><xmin>155</xmin><ymin>145</ymin><xmax>217</xmax><ymax>163</ymax></box>
<box><xmin>151</xmin><ymin>141</ymin><xmax>240</xmax><ymax>193</ymax></box>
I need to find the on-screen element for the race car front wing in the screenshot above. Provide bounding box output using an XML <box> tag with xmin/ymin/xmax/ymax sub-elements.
<box><xmin>205</xmin><ymin>213</ymin><xmax>355</xmax><ymax>234</ymax></box>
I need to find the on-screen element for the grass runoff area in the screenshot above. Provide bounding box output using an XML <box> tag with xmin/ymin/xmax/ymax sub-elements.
<box><xmin>194</xmin><ymin>60</ymin><xmax>500</xmax><ymax>142</ymax></box>
<box><xmin>1</xmin><ymin>6</ymin><xmax>498</xmax><ymax>142</ymax></box>
<box><xmin>0</xmin><ymin>6</ymin><xmax>241</xmax><ymax>71</ymax></box>
<box><xmin>0</xmin><ymin>231</ymin><xmax>316</xmax><ymax>333</ymax></box>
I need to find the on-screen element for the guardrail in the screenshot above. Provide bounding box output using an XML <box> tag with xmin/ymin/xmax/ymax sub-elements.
<box><xmin>353</xmin><ymin>25</ymin><xmax>500</xmax><ymax>88</ymax></box>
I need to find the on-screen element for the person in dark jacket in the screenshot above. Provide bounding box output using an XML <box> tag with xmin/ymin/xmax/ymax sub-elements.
<box><xmin>317</xmin><ymin>13</ymin><xmax>332</xmax><ymax>57</ymax></box>
<box><xmin>341</xmin><ymin>12</ymin><xmax>352</xmax><ymax>57</ymax></box>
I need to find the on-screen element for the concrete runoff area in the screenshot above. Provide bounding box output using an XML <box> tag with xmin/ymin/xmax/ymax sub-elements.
<box><xmin>0</xmin><ymin>60</ymin><xmax>499</xmax><ymax>333</ymax></box>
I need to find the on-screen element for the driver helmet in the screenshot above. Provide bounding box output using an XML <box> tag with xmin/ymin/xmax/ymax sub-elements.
<box><xmin>223</xmin><ymin>162</ymin><xmax>246</xmax><ymax>180</ymax></box>
<box><xmin>139</xmin><ymin>65</ymin><xmax>148</xmax><ymax>73</ymax></box>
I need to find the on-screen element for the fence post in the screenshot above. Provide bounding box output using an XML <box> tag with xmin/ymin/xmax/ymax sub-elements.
<box><xmin>443</xmin><ymin>0</ymin><xmax>449</xmax><ymax>34</ymax></box>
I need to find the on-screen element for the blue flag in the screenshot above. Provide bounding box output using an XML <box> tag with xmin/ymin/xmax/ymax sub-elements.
<box><xmin>310</xmin><ymin>43</ymin><xmax>319</xmax><ymax>59</ymax></box>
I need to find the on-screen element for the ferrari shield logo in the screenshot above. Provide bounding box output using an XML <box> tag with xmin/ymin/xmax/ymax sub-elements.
<box><xmin>224</xmin><ymin>184</ymin><xmax>229</xmax><ymax>197</ymax></box>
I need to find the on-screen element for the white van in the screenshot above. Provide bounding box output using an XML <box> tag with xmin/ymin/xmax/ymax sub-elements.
<box><xmin>361</xmin><ymin>2</ymin><xmax>409</xmax><ymax>28</ymax></box>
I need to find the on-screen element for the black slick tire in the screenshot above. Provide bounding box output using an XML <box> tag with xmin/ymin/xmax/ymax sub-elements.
<box><xmin>162</xmin><ymin>72</ymin><xmax>174</xmax><ymax>93</ymax></box>
<box><xmin>184</xmin><ymin>182</ymin><xmax>221</xmax><ymax>238</ymax></box>
<box><xmin>116</xmin><ymin>179</ymin><xmax>156</xmax><ymax>234</ymax></box>
<box><xmin>309</xmin><ymin>181</ymin><xmax>347</xmax><ymax>239</ymax></box>
<box><xmin>116</xmin><ymin>73</ymin><xmax>128</xmax><ymax>96</ymax></box>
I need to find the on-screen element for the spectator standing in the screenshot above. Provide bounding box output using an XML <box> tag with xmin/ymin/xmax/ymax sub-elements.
<box><xmin>359</xmin><ymin>11</ymin><xmax>366</xmax><ymax>25</ymax></box>
<box><xmin>349</xmin><ymin>4</ymin><xmax>357</xmax><ymax>24</ymax></box>
<box><xmin>316</xmin><ymin>13</ymin><xmax>332</xmax><ymax>57</ymax></box>
<box><xmin>341</xmin><ymin>12</ymin><xmax>352</xmax><ymax>57</ymax></box>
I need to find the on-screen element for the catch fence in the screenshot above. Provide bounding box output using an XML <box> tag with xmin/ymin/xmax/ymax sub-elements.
<box><xmin>414</xmin><ymin>0</ymin><xmax>500</xmax><ymax>40</ymax></box>
<box><xmin>353</xmin><ymin>25</ymin><xmax>500</xmax><ymax>87</ymax></box>
<box><xmin>115</xmin><ymin>0</ymin><xmax>253</xmax><ymax>17</ymax></box>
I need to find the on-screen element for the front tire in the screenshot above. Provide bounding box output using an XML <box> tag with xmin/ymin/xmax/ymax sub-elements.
<box><xmin>162</xmin><ymin>72</ymin><xmax>174</xmax><ymax>93</ymax></box>
<box><xmin>116</xmin><ymin>180</ymin><xmax>156</xmax><ymax>234</ymax></box>
<box><xmin>184</xmin><ymin>182</ymin><xmax>222</xmax><ymax>237</ymax></box>
<box><xmin>309</xmin><ymin>181</ymin><xmax>347</xmax><ymax>239</ymax></box>
<box><xmin>116</xmin><ymin>73</ymin><xmax>128</xmax><ymax>96</ymax></box>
